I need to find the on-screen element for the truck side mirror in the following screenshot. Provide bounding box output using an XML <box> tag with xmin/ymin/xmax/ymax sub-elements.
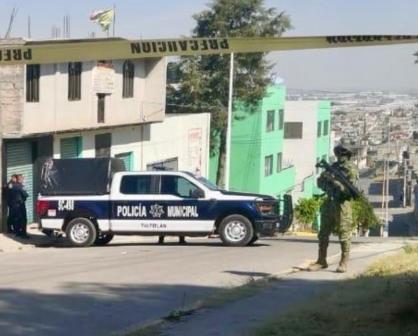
<box><xmin>191</xmin><ymin>189</ymin><xmax>205</xmax><ymax>199</ymax></box>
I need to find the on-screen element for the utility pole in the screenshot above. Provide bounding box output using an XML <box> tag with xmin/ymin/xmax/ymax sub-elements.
<box><xmin>381</xmin><ymin>157</ymin><xmax>386</xmax><ymax>235</ymax></box>
<box><xmin>383</xmin><ymin>122</ymin><xmax>391</xmax><ymax>237</ymax></box>
<box><xmin>113</xmin><ymin>4</ymin><xmax>116</xmax><ymax>37</ymax></box>
<box><xmin>403</xmin><ymin>153</ymin><xmax>407</xmax><ymax>208</ymax></box>
<box><xmin>27</xmin><ymin>16</ymin><xmax>31</xmax><ymax>38</ymax></box>
<box><xmin>224</xmin><ymin>52</ymin><xmax>234</xmax><ymax>190</ymax></box>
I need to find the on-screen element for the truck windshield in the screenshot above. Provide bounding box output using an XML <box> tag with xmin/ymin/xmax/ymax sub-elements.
<box><xmin>184</xmin><ymin>172</ymin><xmax>219</xmax><ymax>191</ymax></box>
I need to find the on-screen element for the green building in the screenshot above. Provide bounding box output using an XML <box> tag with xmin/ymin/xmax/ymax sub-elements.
<box><xmin>210</xmin><ymin>85</ymin><xmax>296</xmax><ymax>199</ymax></box>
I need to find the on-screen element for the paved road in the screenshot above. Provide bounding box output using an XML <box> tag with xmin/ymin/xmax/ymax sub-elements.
<box><xmin>0</xmin><ymin>236</ymin><xmax>340</xmax><ymax>336</ymax></box>
<box><xmin>160</xmin><ymin>241</ymin><xmax>407</xmax><ymax>336</ymax></box>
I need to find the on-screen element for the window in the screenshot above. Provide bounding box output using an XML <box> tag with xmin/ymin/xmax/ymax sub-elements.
<box><xmin>278</xmin><ymin>109</ymin><xmax>284</xmax><ymax>130</ymax></box>
<box><xmin>277</xmin><ymin>153</ymin><xmax>283</xmax><ymax>172</ymax></box>
<box><xmin>284</xmin><ymin>122</ymin><xmax>303</xmax><ymax>139</ymax></box>
<box><xmin>317</xmin><ymin>121</ymin><xmax>322</xmax><ymax>138</ymax></box>
<box><xmin>60</xmin><ymin>136</ymin><xmax>82</xmax><ymax>158</ymax></box>
<box><xmin>122</xmin><ymin>60</ymin><xmax>135</xmax><ymax>98</ymax></box>
<box><xmin>316</xmin><ymin>157</ymin><xmax>320</xmax><ymax>174</ymax></box>
<box><xmin>115</xmin><ymin>152</ymin><xmax>133</xmax><ymax>171</ymax></box>
<box><xmin>265</xmin><ymin>155</ymin><xmax>273</xmax><ymax>177</ymax></box>
<box><xmin>95</xmin><ymin>133</ymin><xmax>111</xmax><ymax>158</ymax></box>
<box><xmin>68</xmin><ymin>62</ymin><xmax>82</xmax><ymax>100</ymax></box>
<box><xmin>161</xmin><ymin>175</ymin><xmax>203</xmax><ymax>198</ymax></box>
<box><xmin>97</xmin><ymin>94</ymin><xmax>106</xmax><ymax>123</ymax></box>
<box><xmin>323</xmin><ymin>120</ymin><xmax>329</xmax><ymax>136</ymax></box>
<box><xmin>120</xmin><ymin>175</ymin><xmax>159</xmax><ymax>194</ymax></box>
<box><xmin>266</xmin><ymin>110</ymin><xmax>275</xmax><ymax>132</ymax></box>
<box><xmin>26</xmin><ymin>64</ymin><xmax>40</xmax><ymax>102</ymax></box>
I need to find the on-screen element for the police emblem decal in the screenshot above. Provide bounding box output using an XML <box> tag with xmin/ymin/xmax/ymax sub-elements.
<box><xmin>149</xmin><ymin>204</ymin><xmax>165</xmax><ymax>218</ymax></box>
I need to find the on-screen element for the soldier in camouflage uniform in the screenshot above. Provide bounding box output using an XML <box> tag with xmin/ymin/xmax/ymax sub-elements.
<box><xmin>309</xmin><ymin>145</ymin><xmax>358</xmax><ymax>273</ymax></box>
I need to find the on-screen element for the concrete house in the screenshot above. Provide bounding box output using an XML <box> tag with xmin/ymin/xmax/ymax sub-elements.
<box><xmin>0</xmin><ymin>38</ymin><xmax>210</xmax><ymax>230</ymax></box>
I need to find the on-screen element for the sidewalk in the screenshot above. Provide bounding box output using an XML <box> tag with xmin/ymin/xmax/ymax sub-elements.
<box><xmin>157</xmin><ymin>240</ymin><xmax>408</xmax><ymax>336</ymax></box>
<box><xmin>0</xmin><ymin>225</ymin><xmax>43</xmax><ymax>253</ymax></box>
<box><xmin>0</xmin><ymin>226</ymin><xmax>216</xmax><ymax>253</ymax></box>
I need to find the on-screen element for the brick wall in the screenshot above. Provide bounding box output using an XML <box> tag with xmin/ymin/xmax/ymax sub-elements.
<box><xmin>0</xmin><ymin>64</ymin><xmax>24</xmax><ymax>136</ymax></box>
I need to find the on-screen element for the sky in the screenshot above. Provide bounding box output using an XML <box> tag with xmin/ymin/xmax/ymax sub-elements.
<box><xmin>1</xmin><ymin>0</ymin><xmax>418</xmax><ymax>92</ymax></box>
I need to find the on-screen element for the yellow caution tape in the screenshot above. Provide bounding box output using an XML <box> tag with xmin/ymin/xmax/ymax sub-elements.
<box><xmin>1</xmin><ymin>35</ymin><xmax>418</xmax><ymax>65</ymax></box>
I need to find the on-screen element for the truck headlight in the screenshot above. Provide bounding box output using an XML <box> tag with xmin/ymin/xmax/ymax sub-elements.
<box><xmin>256</xmin><ymin>201</ymin><xmax>276</xmax><ymax>215</ymax></box>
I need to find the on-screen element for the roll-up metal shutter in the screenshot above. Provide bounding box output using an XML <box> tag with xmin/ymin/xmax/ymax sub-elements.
<box><xmin>6</xmin><ymin>142</ymin><xmax>34</xmax><ymax>223</ymax></box>
<box><xmin>115</xmin><ymin>152</ymin><xmax>133</xmax><ymax>171</ymax></box>
<box><xmin>60</xmin><ymin>137</ymin><xmax>82</xmax><ymax>159</ymax></box>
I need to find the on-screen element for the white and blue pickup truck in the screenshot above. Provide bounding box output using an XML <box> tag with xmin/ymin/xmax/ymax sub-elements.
<box><xmin>36</xmin><ymin>159</ymin><xmax>292</xmax><ymax>247</ymax></box>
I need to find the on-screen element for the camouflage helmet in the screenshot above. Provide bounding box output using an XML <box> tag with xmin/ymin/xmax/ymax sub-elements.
<box><xmin>333</xmin><ymin>144</ymin><xmax>352</xmax><ymax>158</ymax></box>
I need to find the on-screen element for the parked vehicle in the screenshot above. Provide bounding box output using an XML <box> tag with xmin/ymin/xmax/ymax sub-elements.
<box><xmin>37</xmin><ymin>158</ymin><xmax>292</xmax><ymax>247</ymax></box>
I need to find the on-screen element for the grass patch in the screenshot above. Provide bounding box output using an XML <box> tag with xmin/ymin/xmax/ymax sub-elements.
<box><xmin>253</xmin><ymin>244</ymin><xmax>418</xmax><ymax>336</ymax></box>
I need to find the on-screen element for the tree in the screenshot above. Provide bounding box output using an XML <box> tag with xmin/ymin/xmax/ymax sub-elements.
<box><xmin>294</xmin><ymin>197</ymin><xmax>322</xmax><ymax>231</ymax></box>
<box><xmin>352</xmin><ymin>195</ymin><xmax>381</xmax><ymax>232</ymax></box>
<box><xmin>167</xmin><ymin>0</ymin><xmax>291</xmax><ymax>186</ymax></box>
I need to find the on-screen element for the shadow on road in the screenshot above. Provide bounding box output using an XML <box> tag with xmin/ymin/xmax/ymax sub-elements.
<box><xmin>0</xmin><ymin>276</ymin><xmax>342</xmax><ymax>336</ymax></box>
<box><xmin>224</xmin><ymin>270</ymin><xmax>272</xmax><ymax>277</ymax></box>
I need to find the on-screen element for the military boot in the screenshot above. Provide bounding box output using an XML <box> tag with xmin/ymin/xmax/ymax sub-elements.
<box><xmin>336</xmin><ymin>241</ymin><xmax>350</xmax><ymax>273</ymax></box>
<box><xmin>308</xmin><ymin>242</ymin><xmax>328</xmax><ymax>271</ymax></box>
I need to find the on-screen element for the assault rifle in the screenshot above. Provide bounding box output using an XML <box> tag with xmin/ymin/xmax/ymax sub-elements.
<box><xmin>316</xmin><ymin>159</ymin><xmax>361</xmax><ymax>199</ymax></box>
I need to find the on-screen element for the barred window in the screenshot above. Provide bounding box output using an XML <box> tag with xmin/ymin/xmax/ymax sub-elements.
<box><xmin>317</xmin><ymin>121</ymin><xmax>322</xmax><ymax>138</ymax></box>
<box><xmin>284</xmin><ymin>122</ymin><xmax>303</xmax><ymax>139</ymax></box>
<box><xmin>277</xmin><ymin>153</ymin><xmax>283</xmax><ymax>172</ymax></box>
<box><xmin>122</xmin><ymin>61</ymin><xmax>134</xmax><ymax>98</ymax></box>
<box><xmin>323</xmin><ymin>120</ymin><xmax>329</xmax><ymax>136</ymax></box>
<box><xmin>26</xmin><ymin>64</ymin><xmax>40</xmax><ymax>102</ymax></box>
<box><xmin>278</xmin><ymin>109</ymin><xmax>284</xmax><ymax>130</ymax></box>
<box><xmin>68</xmin><ymin>62</ymin><xmax>82</xmax><ymax>101</ymax></box>
<box><xmin>97</xmin><ymin>94</ymin><xmax>106</xmax><ymax>123</ymax></box>
<box><xmin>95</xmin><ymin>133</ymin><xmax>111</xmax><ymax>158</ymax></box>
<box><xmin>266</xmin><ymin>110</ymin><xmax>275</xmax><ymax>132</ymax></box>
<box><xmin>265</xmin><ymin>155</ymin><xmax>273</xmax><ymax>177</ymax></box>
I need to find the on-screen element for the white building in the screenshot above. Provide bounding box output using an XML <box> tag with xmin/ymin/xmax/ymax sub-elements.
<box><xmin>283</xmin><ymin>101</ymin><xmax>331</xmax><ymax>202</ymax></box>
<box><xmin>0</xmin><ymin>38</ymin><xmax>210</xmax><ymax>228</ymax></box>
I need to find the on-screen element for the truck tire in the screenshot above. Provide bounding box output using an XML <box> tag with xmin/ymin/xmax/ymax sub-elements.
<box><xmin>66</xmin><ymin>218</ymin><xmax>97</xmax><ymax>247</ymax></box>
<box><xmin>94</xmin><ymin>233</ymin><xmax>114</xmax><ymax>246</ymax></box>
<box><xmin>219</xmin><ymin>214</ymin><xmax>254</xmax><ymax>246</ymax></box>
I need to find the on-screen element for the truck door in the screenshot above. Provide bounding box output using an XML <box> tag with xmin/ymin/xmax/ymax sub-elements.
<box><xmin>157</xmin><ymin>174</ymin><xmax>215</xmax><ymax>233</ymax></box>
<box><xmin>111</xmin><ymin>174</ymin><xmax>215</xmax><ymax>233</ymax></box>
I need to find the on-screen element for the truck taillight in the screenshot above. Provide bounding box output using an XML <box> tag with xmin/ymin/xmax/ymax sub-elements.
<box><xmin>36</xmin><ymin>200</ymin><xmax>49</xmax><ymax>216</ymax></box>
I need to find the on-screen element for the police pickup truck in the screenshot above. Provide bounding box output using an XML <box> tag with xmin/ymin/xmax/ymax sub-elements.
<box><xmin>36</xmin><ymin>158</ymin><xmax>291</xmax><ymax>247</ymax></box>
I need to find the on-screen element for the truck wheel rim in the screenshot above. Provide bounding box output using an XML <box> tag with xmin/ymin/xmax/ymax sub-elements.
<box><xmin>70</xmin><ymin>223</ymin><xmax>90</xmax><ymax>244</ymax></box>
<box><xmin>225</xmin><ymin>221</ymin><xmax>247</xmax><ymax>242</ymax></box>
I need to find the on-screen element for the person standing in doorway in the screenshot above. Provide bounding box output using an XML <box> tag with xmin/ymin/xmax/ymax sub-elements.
<box><xmin>4</xmin><ymin>174</ymin><xmax>18</xmax><ymax>234</ymax></box>
<box><xmin>12</xmin><ymin>174</ymin><xmax>29</xmax><ymax>238</ymax></box>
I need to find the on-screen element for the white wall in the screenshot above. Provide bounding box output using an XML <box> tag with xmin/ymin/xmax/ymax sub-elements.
<box><xmin>52</xmin><ymin>113</ymin><xmax>211</xmax><ymax>177</ymax></box>
<box><xmin>22</xmin><ymin>58</ymin><xmax>166</xmax><ymax>135</ymax></box>
<box><xmin>283</xmin><ymin>101</ymin><xmax>319</xmax><ymax>200</ymax></box>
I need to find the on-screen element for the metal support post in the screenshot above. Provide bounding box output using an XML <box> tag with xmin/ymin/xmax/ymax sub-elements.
<box><xmin>224</xmin><ymin>52</ymin><xmax>234</xmax><ymax>191</ymax></box>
